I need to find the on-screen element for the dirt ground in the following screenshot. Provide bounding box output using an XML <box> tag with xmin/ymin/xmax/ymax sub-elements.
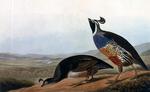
<box><xmin>10</xmin><ymin>70</ymin><xmax>150</xmax><ymax>92</ymax></box>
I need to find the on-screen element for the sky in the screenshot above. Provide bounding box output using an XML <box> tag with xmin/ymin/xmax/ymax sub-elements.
<box><xmin>0</xmin><ymin>0</ymin><xmax>150</xmax><ymax>54</ymax></box>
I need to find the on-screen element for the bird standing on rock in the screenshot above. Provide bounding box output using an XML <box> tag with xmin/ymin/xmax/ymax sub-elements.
<box><xmin>39</xmin><ymin>55</ymin><xmax>113</xmax><ymax>87</ymax></box>
<box><xmin>88</xmin><ymin>17</ymin><xmax>148</xmax><ymax>81</ymax></box>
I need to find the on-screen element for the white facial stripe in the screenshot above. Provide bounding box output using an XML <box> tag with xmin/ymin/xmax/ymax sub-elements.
<box><xmin>93</xmin><ymin>22</ymin><xmax>97</xmax><ymax>36</ymax></box>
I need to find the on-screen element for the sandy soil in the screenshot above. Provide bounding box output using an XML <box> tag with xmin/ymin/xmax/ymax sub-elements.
<box><xmin>10</xmin><ymin>70</ymin><xmax>150</xmax><ymax>92</ymax></box>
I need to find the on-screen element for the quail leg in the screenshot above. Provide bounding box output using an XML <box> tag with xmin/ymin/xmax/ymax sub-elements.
<box><xmin>115</xmin><ymin>65</ymin><xmax>123</xmax><ymax>82</ymax></box>
<box><xmin>131</xmin><ymin>64</ymin><xmax>138</xmax><ymax>80</ymax></box>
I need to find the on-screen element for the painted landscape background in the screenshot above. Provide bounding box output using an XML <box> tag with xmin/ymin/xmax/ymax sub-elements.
<box><xmin>0</xmin><ymin>42</ymin><xmax>150</xmax><ymax>92</ymax></box>
<box><xmin>1</xmin><ymin>0</ymin><xmax>150</xmax><ymax>92</ymax></box>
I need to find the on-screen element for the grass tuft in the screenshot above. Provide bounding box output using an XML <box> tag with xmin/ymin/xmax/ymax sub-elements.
<box><xmin>0</xmin><ymin>78</ymin><xmax>34</xmax><ymax>92</ymax></box>
<box><xmin>96</xmin><ymin>72</ymin><xmax>150</xmax><ymax>92</ymax></box>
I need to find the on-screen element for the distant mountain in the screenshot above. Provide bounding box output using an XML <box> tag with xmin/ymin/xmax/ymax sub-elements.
<box><xmin>141</xmin><ymin>50</ymin><xmax>150</xmax><ymax>56</ymax></box>
<box><xmin>0</xmin><ymin>42</ymin><xmax>150</xmax><ymax>62</ymax></box>
<box><xmin>0</xmin><ymin>53</ymin><xmax>52</xmax><ymax>61</ymax></box>
<box><xmin>135</xmin><ymin>42</ymin><xmax>150</xmax><ymax>54</ymax></box>
<box><xmin>0</xmin><ymin>53</ymin><xmax>20</xmax><ymax>60</ymax></box>
<box><xmin>82</xmin><ymin>50</ymin><xmax>107</xmax><ymax>60</ymax></box>
<box><xmin>83</xmin><ymin>42</ymin><xmax>150</xmax><ymax>57</ymax></box>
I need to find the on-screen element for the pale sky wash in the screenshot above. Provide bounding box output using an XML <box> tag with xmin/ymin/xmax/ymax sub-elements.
<box><xmin>0</xmin><ymin>0</ymin><xmax>150</xmax><ymax>54</ymax></box>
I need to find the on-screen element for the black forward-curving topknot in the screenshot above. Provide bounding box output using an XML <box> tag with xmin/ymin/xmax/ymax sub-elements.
<box><xmin>98</xmin><ymin>17</ymin><xmax>105</xmax><ymax>24</ymax></box>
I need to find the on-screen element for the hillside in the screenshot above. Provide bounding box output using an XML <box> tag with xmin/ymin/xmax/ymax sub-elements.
<box><xmin>0</xmin><ymin>42</ymin><xmax>149</xmax><ymax>62</ymax></box>
<box><xmin>10</xmin><ymin>70</ymin><xmax>150</xmax><ymax>92</ymax></box>
<box><xmin>135</xmin><ymin>42</ymin><xmax>150</xmax><ymax>54</ymax></box>
<box><xmin>141</xmin><ymin>49</ymin><xmax>150</xmax><ymax>56</ymax></box>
